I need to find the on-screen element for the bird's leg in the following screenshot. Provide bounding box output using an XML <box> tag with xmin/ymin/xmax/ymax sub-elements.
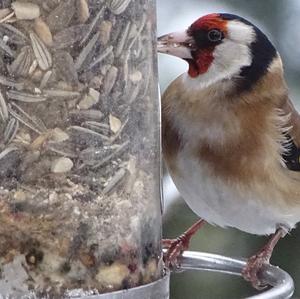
<box><xmin>242</xmin><ymin>227</ymin><xmax>287</xmax><ymax>290</ymax></box>
<box><xmin>162</xmin><ymin>219</ymin><xmax>205</xmax><ymax>269</ymax></box>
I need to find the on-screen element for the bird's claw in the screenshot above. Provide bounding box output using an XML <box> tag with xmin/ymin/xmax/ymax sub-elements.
<box><xmin>162</xmin><ymin>235</ymin><xmax>189</xmax><ymax>270</ymax></box>
<box><xmin>242</xmin><ymin>252</ymin><xmax>269</xmax><ymax>290</ymax></box>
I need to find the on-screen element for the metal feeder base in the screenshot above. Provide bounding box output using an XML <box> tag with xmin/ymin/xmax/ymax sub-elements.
<box><xmin>73</xmin><ymin>274</ymin><xmax>170</xmax><ymax>299</ymax></box>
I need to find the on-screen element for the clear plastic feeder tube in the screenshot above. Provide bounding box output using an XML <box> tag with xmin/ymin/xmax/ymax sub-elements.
<box><xmin>0</xmin><ymin>0</ymin><xmax>162</xmax><ymax>297</ymax></box>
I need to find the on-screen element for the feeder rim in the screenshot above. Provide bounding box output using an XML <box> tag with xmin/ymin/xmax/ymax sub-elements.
<box><xmin>179</xmin><ymin>250</ymin><xmax>294</xmax><ymax>299</ymax></box>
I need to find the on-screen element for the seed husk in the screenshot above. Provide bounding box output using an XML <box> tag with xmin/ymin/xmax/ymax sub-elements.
<box><xmin>51</xmin><ymin>157</ymin><xmax>74</xmax><ymax>173</ymax></box>
<box><xmin>109</xmin><ymin>114</ymin><xmax>121</xmax><ymax>133</ymax></box>
<box><xmin>34</xmin><ymin>17</ymin><xmax>53</xmax><ymax>46</ymax></box>
<box><xmin>78</xmin><ymin>88</ymin><xmax>100</xmax><ymax>110</ymax></box>
<box><xmin>99</xmin><ymin>21</ymin><xmax>112</xmax><ymax>45</ymax></box>
<box><xmin>12</xmin><ymin>2</ymin><xmax>40</xmax><ymax>20</ymax></box>
<box><xmin>77</xmin><ymin>0</ymin><xmax>90</xmax><ymax>24</ymax></box>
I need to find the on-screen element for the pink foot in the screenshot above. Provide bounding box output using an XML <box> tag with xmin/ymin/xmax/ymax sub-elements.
<box><xmin>242</xmin><ymin>228</ymin><xmax>287</xmax><ymax>290</ymax></box>
<box><xmin>162</xmin><ymin>219</ymin><xmax>205</xmax><ymax>269</ymax></box>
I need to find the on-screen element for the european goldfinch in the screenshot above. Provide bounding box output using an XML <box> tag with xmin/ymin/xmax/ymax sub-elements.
<box><xmin>158</xmin><ymin>13</ymin><xmax>300</xmax><ymax>288</ymax></box>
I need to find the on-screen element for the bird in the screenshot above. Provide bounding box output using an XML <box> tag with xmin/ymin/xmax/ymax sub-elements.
<box><xmin>158</xmin><ymin>13</ymin><xmax>300</xmax><ymax>289</ymax></box>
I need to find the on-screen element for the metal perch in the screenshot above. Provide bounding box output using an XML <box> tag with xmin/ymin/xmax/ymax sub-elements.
<box><xmin>180</xmin><ymin>251</ymin><xmax>294</xmax><ymax>299</ymax></box>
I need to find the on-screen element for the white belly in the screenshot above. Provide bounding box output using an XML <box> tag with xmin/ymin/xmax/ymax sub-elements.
<box><xmin>171</xmin><ymin>153</ymin><xmax>297</xmax><ymax>235</ymax></box>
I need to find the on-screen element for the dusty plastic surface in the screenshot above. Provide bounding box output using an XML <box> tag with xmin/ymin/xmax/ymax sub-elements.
<box><xmin>0</xmin><ymin>0</ymin><xmax>162</xmax><ymax>298</ymax></box>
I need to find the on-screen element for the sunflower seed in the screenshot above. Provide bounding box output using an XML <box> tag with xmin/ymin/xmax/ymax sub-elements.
<box><xmin>0</xmin><ymin>145</ymin><xmax>18</xmax><ymax>159</ymax></box>
<box><xmin>0</xmin><ymin>74</ymin><xmax>24</xmax><ymax>89</ymax></box>
<box><xmin>8</xmin><ymin>102</ymin><xmax>44</xmax><ymax>134</ymax></box>
<box><xmin>92</xmin><ymin>140</ymin><xmax>129</xmax><ymax>169</ymax></box>
<box><xmin>28</xmin><ymin>59</ymin><xmax>38</xmax><ymax>76</ymax></box>
<box><xmin>69</xmin><ymin>109</ymin><xmax>104</xmax><ymax>122</ymax></box>
<box><xmin>127</xmin><ymin>14</ymin><xmax>147</xmax><ymax>51</ymax></box>
<box><xmin>108</xmin><ymin>0</ymin><xmax>131</xmax><ymax>15</ymax></box>
<box><xmin>103</xmin><ymin>66</ymin><xmax>118</xmax><ymax>95</ymax></box>
<box><xmin>0</xmin><ymin>146</ymin><xmax>20</xmax><ymax>178</ymax></box>
<box><xmin>115</xmin><ymin>21</ymin><xmax>130</xmax><ymax>57</ymax></box>
<box><xmin>128</xmin><ymin>83</ymin><xmax>141</xmax><ymax>104</ymax></box>
<box><xmin>4</xmin><ymin>117</ymin><xmax>19</xmax><ymax>143</ymax></box>
<box><xmin>75</xmin><ymin>32</ymin><xmax>100</xmax><ymax>71</ymax></box>
<box><xmin>68</xmin><ymin>125</ymin><xmax>110</xmax><ymax>145</ymax></box>
<box><xmin>0</xmin><ymin>11</ymin><xmax>14</xmax><ymax>23</ymax></box>
<box><xmin>8</xmin><ymin>46</ymin><xmax>33</xmax><ymax>77</ymax></box>
<box><xmin>7</xmin><ymin>90</ymin><xmax>47</xmax><ymax>103</ymax></box>
<box><xmin>47</xmin><ymin>143</ymin><xmax>78</xmax><ymax>159</ymax></box>
<box><xmin>102</xmin><ymin>168</ymin><xmax>126</xmax><ymax>194</ymax></box>
<box><xmin>0</xmin><ymin>8</ymin><xmax>11</xmax><ymax>20</ymax></box>
<box><xmin>0</xmin><ymin>36</ymin><xmax>15</xmax><ymax>56</ymax></box>
<box><xmin>80</xmin><ymin>5</ymin><xmax>104</xmax><ymax>46</ymax></box>
<box><xmin>109</xmin><ymin>118</ymin><xmax>128</xmax><ymax>144</ymax></box>
<box><xmin>85</xmin><ymin>45</ymin><xmax>113</xmax><ymax>71</ymax></box>
<box><xmin>79</xmin><ymin>145</ymin><xmax>116</xmax><ymax>165</ymax></box>
<box><xmin>0</xmin><ymin>89</ymin><xmax>8</xmax><ymax>121</ymax></box>
<box><xmin>0</xmin><ymin>23</ymin><xmax>28</xmax><ymax>44</ymax></box>
<box><xmin>43</xmin><ymin>89</ymin><xmax>80</xmax><ymax>99</ymax></box>
<box><xmin>81</xmin><ymin>121</ymin><xmax>111</xmax><ymax>135</ymax></box>
<box><xmin>39</xmin><ymin>70</ymin><xmax>52</xmax><ymax>90</ymax></box>
<box><xmin>29</xmin><ymin>31</ymin><xmax>52</xmax><ymax>71</ymax></box>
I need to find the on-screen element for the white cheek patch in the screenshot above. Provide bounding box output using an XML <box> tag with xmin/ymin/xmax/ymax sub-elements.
<box><xmin>185</xmin><ymin>21</ymin><xmax>256</xmax><ymax>91</ymax></box>
<box><xmin>227</xmin><ymin>20</ymin><xmax>256</xmax><ymax>44</ymax></box>
<box><xmin>213</xmin><ymin>39</ymin><xmax>253</xmax><ymax>76</ymax></box>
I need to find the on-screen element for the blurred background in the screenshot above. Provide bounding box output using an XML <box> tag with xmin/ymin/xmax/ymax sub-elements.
<box><xmin>157</xmin><ymin>1</ymin><xmax>300</xmax><ymax>298</ymax></box>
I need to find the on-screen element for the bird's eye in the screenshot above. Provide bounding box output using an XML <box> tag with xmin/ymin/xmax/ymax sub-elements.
<box><xmin>207</xmin><ymin>29</ymin><xmax>223</xmax><ymax>42</ymax></box>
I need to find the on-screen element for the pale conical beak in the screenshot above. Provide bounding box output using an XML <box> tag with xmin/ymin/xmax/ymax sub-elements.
<box><xmin>157</xmin><ymin>31</ymin><xmax>194</xmax><ymax>59</ymax></box>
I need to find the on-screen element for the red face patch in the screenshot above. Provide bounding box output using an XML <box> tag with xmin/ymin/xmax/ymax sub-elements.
<box><xmin>186</xmin><ymin>14</ymin><xmax>228</xmax><ymax>77</ymax></box>
<box><xmin>190</xmin><ymin>13</ymin><xmax>228</xmax><ymax>33</ymax></box>
<box><xmin>186</xmin><ymin>49</ymin><xmax>214</xmax><ymax>77</ymax></box>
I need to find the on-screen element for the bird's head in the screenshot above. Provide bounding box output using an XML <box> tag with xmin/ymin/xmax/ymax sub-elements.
<box><xmin>158</xmin><ymin>13</ymin><xmax>277</xmax><ymax>92</ymax></box>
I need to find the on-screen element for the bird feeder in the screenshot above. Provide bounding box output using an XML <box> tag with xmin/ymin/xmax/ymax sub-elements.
<box><xmin>0</xmin><ymin>0</ymin><xmax>166</xmax><ymax>298</ymax></box>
